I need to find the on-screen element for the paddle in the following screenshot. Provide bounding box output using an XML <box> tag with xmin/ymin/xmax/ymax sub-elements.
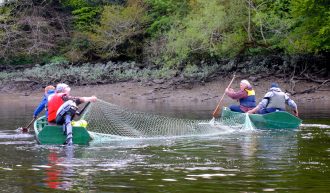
<box><xmin>211</xmin><ymin>73</ymin><xmax>236</xmax><ymax>123</ymax></box>
<box><xmin>18</xmin><ymin>117</ymin><xmax>36</xmax><ymax>133</ymax></box>
<box><xmin>76</xmin><ymin>102</ymin><xmax>91</xmax><ymax>116</ymax></box>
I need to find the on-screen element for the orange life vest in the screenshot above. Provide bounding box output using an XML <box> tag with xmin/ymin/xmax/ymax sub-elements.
<box><xmin>48</xmin><ymin>93</ymin><xmax>66</xmax><ymax>122</ymax></box>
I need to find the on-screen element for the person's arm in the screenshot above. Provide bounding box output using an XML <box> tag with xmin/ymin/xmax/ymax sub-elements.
<box><xmin>247</xmin><ymin>92</ymin><xmax>272</xmax><ymax>114</ymax></box>
<box><xmin>33</xmin><ymin>96</ymin><xmax>47</xmax><ymax>118</ymax></box>
<box><xmin>225</xmin><ymin>89</ymin><xmax>247</xmax><ymax>100</ymax></box>
<box><xmin>63</xmin><ymin>95</ymin><xmax>97</xmax><ymax>105</ymax></box>
<box><xmin>285</xmin><ymin>95</ymin><xmax>298</xmax><ymax>116</ymax></box>
<box><xmin>80</xmin><ymin>96</ymin><xmax>97</xmax><ymax>103</ymax></box>
<box><xmin>247</xmin><ymin>106</ymin><xmax>260</xmax><ymax>114</ymax></box>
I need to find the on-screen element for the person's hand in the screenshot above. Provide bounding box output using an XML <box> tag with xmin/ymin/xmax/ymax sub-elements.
<box><xmin>293</xmin><ymin>109</ymin><xmax>299</xmax><ymax>117</ymax></box>
<box><xmin>247</xmin><ymin>110</ymin><xmax>253</xmax><ymax>114</ymax></box>
<box><xmin>225</xmin><ymin>88</ymin><xmax>233</xmax><ymax>93</ymax></box>
<box><xmin>90</xmin><ymin>96</ymin><xmax>97</xmax><ymax>102</ymax></box>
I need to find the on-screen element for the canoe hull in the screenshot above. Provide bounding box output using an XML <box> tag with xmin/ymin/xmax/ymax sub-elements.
<box><xmin>221</xmin><ymin>107</ymin><xmax>302</xmax><ymax>129</ymax></box>
<box><xmin>34</xmin><ymin>116</ymin><xmax>92</xmax><ymax>145</ymax></box>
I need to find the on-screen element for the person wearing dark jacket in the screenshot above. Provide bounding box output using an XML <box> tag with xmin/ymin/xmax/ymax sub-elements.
<box><xmin>33</xmin><ymin>85</ymin><xmax>55</xmax><ymax>119</ymax></box>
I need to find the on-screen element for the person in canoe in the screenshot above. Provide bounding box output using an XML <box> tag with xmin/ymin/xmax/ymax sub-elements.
<box><xmin>48</xmin><ymin>83</ymin><xmax>97</xmax><ymax>145</ymax></box>
<box><xmin>33</xmin><ymin>85</ymin><xmax>56</xmax><ymax>120</ymax></box>
<box><xmin>225</xmin><ymin>79</ymin><xmax>256</xmax><ymax>113</ymax></box>
<box><xmin>247</xmin><ymin>83</ymin><xmax>298</xmax><ymax>116</ymax></box>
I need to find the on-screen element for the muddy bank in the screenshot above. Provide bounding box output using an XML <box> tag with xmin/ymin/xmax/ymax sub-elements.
<box><xmin>1</xmin><ymin>75</ymin><xmax>329</xmax><ymax>119</ymax></box>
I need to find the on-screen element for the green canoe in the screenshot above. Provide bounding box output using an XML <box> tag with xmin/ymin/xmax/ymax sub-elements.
<box><xmin>221</xmin><ymin>107</ymin><xmax>302</xmax><ymax>129</ymax></box>
<box><xmin>34</xmin><ymin>116</ymin><xmax>92</xmax><ymax>145</ymax></box>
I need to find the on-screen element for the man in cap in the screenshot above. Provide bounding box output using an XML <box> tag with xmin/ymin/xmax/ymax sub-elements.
<box><xmin>247</xmin><ymin>83</ymin><xmax>298</xmax><ymax>116</ymax></box>
<box><xmin>225</xmin><ymin>79</ymin><xmax>256</xmax><ymax>112</ymax></box>
<box><xmin>48</xmin><ymin>83</ymin><xmax>97</xmax><ymax>145</ymax></box>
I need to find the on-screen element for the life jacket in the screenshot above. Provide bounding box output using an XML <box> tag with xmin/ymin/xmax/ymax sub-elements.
<box><xmin>48</xmin><ymin>93</ymin><xmax>66</xmax><ymax>122</ymax></box>
<box><xmin>239</xmin><ymin>88</ymin><xmax>256</xmax><ymax>108</ymax></box>
<box><xmin>266</xmin><ymin>90</ymin><xmax>286</xmax><ymax>110</ymax></box>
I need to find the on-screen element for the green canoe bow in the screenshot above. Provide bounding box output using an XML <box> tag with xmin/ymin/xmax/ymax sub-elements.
<box><xmin>34</xmin><ymin>116</ymin><xmax>92</xmax><ymax>145</ymax></box>
<box><xmin>221</xmin><ymin>107</ymin><xmax>302</xmax><ymax>129</ymax></box>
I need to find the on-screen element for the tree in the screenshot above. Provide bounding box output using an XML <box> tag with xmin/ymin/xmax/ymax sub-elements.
<box><xmin>89</xmin><ymin>0</ymin><xmax>147</xmax><ymax>59</ymax></box>
<box><xmin>0</xmin><ymin>0</ymin><xmax>71</xmax><ymax>64</ymax></box>
<box><xmin>284</xmin><ymin>0</ymin><xmax>330</xmax><ymax>53</ymax></box>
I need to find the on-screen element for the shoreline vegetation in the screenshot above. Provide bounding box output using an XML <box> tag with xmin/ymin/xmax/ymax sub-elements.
<box><xmin>0</xmin><ymin>0</ymin><xmax>329</xmax><ymax>103</ymax></box>
<box><xmin>1</xmin><ymin>54</ymin><xmax>329</xmax><ymax>95</ymax></box>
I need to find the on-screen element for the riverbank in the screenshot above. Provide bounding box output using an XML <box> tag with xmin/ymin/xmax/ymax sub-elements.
<box><xmin>1</xmin><ymin>75</ymin><xmax>329</xmax><ymax>119</ymax></box>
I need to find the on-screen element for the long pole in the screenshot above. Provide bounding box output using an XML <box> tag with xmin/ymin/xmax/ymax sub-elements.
<box><xmin>76</xmin><ymin>102</ymin><xmax>91</xmax><ymax>116</ymax></box>
<box><xmin>212</xmin><ymin>73</ymin><xmax>236</xmax><ymax>118</ymax></box>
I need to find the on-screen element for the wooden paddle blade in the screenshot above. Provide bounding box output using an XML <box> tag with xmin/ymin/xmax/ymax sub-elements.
<box><xmin>17</xmin><ymin>127</ymin><xmax>29</xmax><ymax>133</ymax></box>
<box><xmin>22</xmin><ymin>128</ymin><xmax>29</xmax><ymax>132</ymax></box>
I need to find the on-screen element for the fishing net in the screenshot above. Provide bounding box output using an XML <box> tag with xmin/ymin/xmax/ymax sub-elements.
<box><xmin>81</xmin><ymin>99</ymin><xmax>254</xmax><ymax>142</ymax></box>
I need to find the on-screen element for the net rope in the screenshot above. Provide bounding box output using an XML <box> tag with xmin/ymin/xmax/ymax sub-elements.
<box><xmin>81</xmin><ymin>99</ymin><xmax>254</xmax><ymax>142</ymax></box>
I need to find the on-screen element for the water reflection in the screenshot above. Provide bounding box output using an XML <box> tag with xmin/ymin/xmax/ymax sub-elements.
<box><xmin>44</xmin><ymin>147</ymin><xmax>74</xmax><ymax>190</ymax></box>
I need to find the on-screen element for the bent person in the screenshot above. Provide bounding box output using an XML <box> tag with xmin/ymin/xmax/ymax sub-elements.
<box><xmin>48</xmin><ymin>83</ymin><xmax>97</xmax><ymax>145</ymax></box>
<box><xmin>225</xmin><ymin>80</ymin><xmax>256</xmax><ymax>113</ymax></box>
<box><xmin>247</xmin><ymin>83</ymin><xmax>298</xmax><ymax>116</ymax></box>
<box><xmin>33</xmin><ymin>85</ymin><xmax>56</xmax><ymax>120</ymax></box>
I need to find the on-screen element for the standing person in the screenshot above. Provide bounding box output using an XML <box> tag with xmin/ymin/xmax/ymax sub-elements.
<box><xmin>225</xmin><ymin>80</ymin><xmax>256</xmax><ymax>113</ymax></box>
<box><xmin>247</xmin><ymin>83</ymin><xmax>298</xmax><ymax>116</ymax></box>
<box><xmin>33</xmin><ymin>85</ymin><xmax>56</xmax><ymax>119</ymax></box>
<box><xmin>48</xmin><ymin>83</ymin><xmax>97</xmax><ymax>145</ymax></box>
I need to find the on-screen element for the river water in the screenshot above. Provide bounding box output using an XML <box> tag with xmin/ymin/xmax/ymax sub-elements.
<box><xmin>0</xmin><ymin>97</ymin><xmax>329</xmax><ymax>192</ymax></box>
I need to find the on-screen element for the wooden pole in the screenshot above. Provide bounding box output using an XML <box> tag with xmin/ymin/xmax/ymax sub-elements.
<box><xmin>212</xmin><ymin>73</ymin><xmax>236</xmax><ymax>118</ymax></box>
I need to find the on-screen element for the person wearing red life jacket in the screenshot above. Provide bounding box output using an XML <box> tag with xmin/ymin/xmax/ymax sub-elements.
<box><xmin>48</xmin><ymin>83</ymin><xmax>97</xmax><ymax>145</ymax></box>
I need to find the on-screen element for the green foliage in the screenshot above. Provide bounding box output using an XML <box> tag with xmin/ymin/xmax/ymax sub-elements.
<box><xmin>0</xmin><ymin>61</ymin><xmax>178</xmax><ymax>86</ymax></box>
<box><xmin>64</xmin><ymin>32</ymin><xmax>92</xmax><ymax>62</ymax></box>
<box><xmin>283</xmin><ymin>0</ymin><xmax>330</xmax><ymax>53</ymax></box>
<box><xmin>49</xmin><ymin>56</ymin><xmax>69</xmax><ymax>65</ymax></box>
<box><xmin>72</xmin><ymin>7</ymin><xmax>101</xmax><ymax>31</ymax></box>
<box><xmin>145</xmin><ymin>0</ymin><xmax>191</xmax><ymax>37</ymax></box>
<box><xmin>163</xmin><ymin>0</ymin><xmax>226</xmax><ymax>66</ymax></box>
<box><xmin>61</xmin><ymin>0</ymin><xmax>90</xmax><ymax>9</ymax></box>
<box><xmin>183</xmin><ymin>64</ymin><xmax>199</xmax><ymax>76</ymax></box>
<box><xmin>218</xmin><ymin>30</ymin><xmax>247</xmax><ymax>58</ymax></box>
<box><xmin>89</xmin><ymin>1</ymin><xmax>147</xmax><ymax>59</ymax></box>
<box><xmin>4</xmin><ymin>56</ymin><xmax>34</xmax><ymax>66</ymax></box>
<box><xmin>0</xmin><ymin>0</ymin><xmax>329</xmax><ymax>71</ymax></box>
<box><xmin>61</xmin><ymin>0</ymin><xmax>102</xmax><ymax>31</ymax></box>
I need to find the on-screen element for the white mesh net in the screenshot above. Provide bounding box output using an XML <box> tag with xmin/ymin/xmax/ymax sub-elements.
<box><xmin>81</xmin><ymin>99</ymin><xmax>254</xmax><ymax>142</ymax></box>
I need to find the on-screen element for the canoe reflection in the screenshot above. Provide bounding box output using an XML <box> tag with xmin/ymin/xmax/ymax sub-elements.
<box><xmin>45</xmin><ymin>147</ymin><xmax>74</xmax><ymax>190</ymax></box>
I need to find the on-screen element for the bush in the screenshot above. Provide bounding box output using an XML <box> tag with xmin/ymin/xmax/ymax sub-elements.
<box><xmin>89</xmin><ymin>1</ymin><xmax>147</xmax><ymax>59</ymax></box>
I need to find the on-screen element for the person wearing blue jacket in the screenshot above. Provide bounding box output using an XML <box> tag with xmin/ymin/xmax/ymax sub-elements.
<box><xmin>33</xmin><ymin>85</ymin><xmax>56</xmax><ymax>119</ymax></box>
